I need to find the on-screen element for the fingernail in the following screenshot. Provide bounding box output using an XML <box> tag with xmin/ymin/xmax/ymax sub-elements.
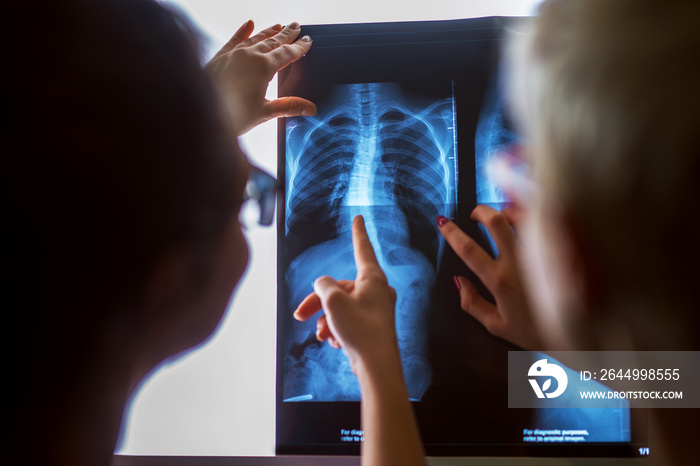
<box><xmin>300</xmin><ymin>106</ymin><xmax>316</xmax><ymax>117</ymax></box>
<box><xmin>437</xmin><ymin>215</ymin><xmax>449</xmax><ymax>227</ymax></box>
<box><xmin>288</xmin><ymin>21</ymin><xmax>301</xmax><ymax>30</ymax></box>
<box><xmin>241</xmin><ymin>19</ymin><xmax>252</xmax><ymax>29</ymax></box>
<box><xmin>452</xmin><ymin>275</ymin><xmax>461</xmax><ymax>291</ymax></box>
<box><xmin>300</xmin><ymin>35</ymin><xmax>312</xmax><ymax>42</ymax></box>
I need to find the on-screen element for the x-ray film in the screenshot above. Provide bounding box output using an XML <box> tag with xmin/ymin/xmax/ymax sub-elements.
<box><xmin>276</xmin><ymin>17</ymin><xmax>647</xmax><ymax>457</ymax></box>
<box><xmin>284</xmin><ymin>81</ymin><xmax>457</xmax><ymax>402</ymax></box>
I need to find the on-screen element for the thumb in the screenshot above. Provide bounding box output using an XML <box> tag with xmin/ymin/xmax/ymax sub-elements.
<box><xmin>313</xmin><ymin>275</ymin><xmax>349</xmax><ymax>318</ymax></box>
<box><xmin>454</xmin><ymin>275</ymin><xmax>500</xmax><ymax>331</ymax></box>
<box><xmin>263</xmin><ymin>97</ymin><xmax>317</xmax><ymax>120</ymax></box>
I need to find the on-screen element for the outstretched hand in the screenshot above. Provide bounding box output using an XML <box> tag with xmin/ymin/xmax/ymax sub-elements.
<box><xmin>295</xmin><ymin>216</ymin><xmax>427</xmax><ymax>466</ymax></box>
<box><xmin>206</xmin><ymin>20</ymin><xmax>316</xmax><ymax>136</ymax></box>
<box><xmin>438</xmin><ymin>205</ymin><xmax>542</xmax><ymax>350</ymax></box>
<box><xmin>293</xmin><ymin>216</ymin><xmax>399</xmax><ymax>373</ymax></box>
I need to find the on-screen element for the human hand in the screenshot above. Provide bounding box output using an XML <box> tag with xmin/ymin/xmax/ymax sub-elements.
<box><xmin>294</xmin><ymin>217</ymin><xmax>424</xmax><ymax>466</ymax></box>
<box><xmin>205</xmin><ymin>20</ymin><xmax>316</xmax><ymax>136</ymax></box>
<box><xmin>293</xmin><ymin>216</ymin><xmax>400</xmax><ymax>374</ymax></box>
<box><xmin>437</xmin><ymin>205</ymin><xmax>542</xmax><ymax>350</ymax></box>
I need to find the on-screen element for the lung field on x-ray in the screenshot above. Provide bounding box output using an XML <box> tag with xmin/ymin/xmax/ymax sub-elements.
<box><xmin>283</xmin><ymin>82</ymin><xmax>457</xmax><ymax>401</ymax></box>
<box><xmin>474</xmin><ymin>73</ymin><xmax>521</xmax><ymax>257</ymax></box>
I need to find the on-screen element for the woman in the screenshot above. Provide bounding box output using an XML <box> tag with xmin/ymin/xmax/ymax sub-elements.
<box><xmin>5</xmin><ymin>1</ymin><xmax>419</xmax><ymax>464</ymax></box>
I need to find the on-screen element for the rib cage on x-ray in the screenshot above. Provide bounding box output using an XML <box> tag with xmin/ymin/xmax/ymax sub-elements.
<box><xmin>474</xmin><ymin>73</ymin><xmax>521</xmax><ymax>257</ymax></box>
<box><xmin>475</xmin><ymin>74</ymin><xmax>520</xmax><ymax>208</ymax></box>
<box><xmin>284</xmin><ymin>82</ymin><xmax>457</xmax><ymax>401</ymax></box>
<box><xmin>472</xmin><ymin>75</ymin><xmax>631</xmax><ymax>438</ymax></box>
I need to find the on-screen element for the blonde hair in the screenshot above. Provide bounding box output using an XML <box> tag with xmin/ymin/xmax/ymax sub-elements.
<box><xmin>510</xmin><ymin>0</ymin><xmax>700</xmax><ymax>341</ymax></box>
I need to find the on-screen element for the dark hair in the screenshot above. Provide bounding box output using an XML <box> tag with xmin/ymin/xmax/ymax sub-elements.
<box><xmin>5</xmin><ymin>0</ymin><xmax>242</xmax><ymax>435</ymax></box>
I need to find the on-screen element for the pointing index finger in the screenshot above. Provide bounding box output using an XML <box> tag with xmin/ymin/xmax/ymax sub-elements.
<box><xmin>352</xmin><ymin>216</ymin><xmax>384</xmax><ymax>280</ymax></box>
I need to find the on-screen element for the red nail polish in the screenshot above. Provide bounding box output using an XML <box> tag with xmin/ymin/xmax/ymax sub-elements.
<box><xmin>452</xmin><ymin>275</ymin><xmax>461</xmax><ymax>291</ymax></box>
<box><xmin>437</xmin><ymin>215</ymin><xmax>449</xmax><ymax>227</ymax></box>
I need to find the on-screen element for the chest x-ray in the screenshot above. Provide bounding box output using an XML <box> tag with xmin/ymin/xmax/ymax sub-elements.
<box><xmin>474</xmin><ymin>68</ymin><xmax>523</xmax><ymax>256</ymax></box>
<box><xmin>276</xmin><ymin>17</ymin><xmax>641</xmax><ymax>457</ymax></box>
<box><xmin>284</xmin><ymin>82</ymin><xmax>457</xmax><ymax>401</ymax></box>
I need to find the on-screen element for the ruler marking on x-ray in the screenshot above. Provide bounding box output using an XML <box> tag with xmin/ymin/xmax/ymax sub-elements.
<box><xmin>451</xmin><ymin>80</ymin><xmax>459</xmax><ymax>207</ymax></box>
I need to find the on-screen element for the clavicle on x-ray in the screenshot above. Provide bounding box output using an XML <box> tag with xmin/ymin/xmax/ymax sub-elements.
<box><xmin>283</xmin><ymin>82</ymin><xmax>457</xmax><ymax>401</ymax></box>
